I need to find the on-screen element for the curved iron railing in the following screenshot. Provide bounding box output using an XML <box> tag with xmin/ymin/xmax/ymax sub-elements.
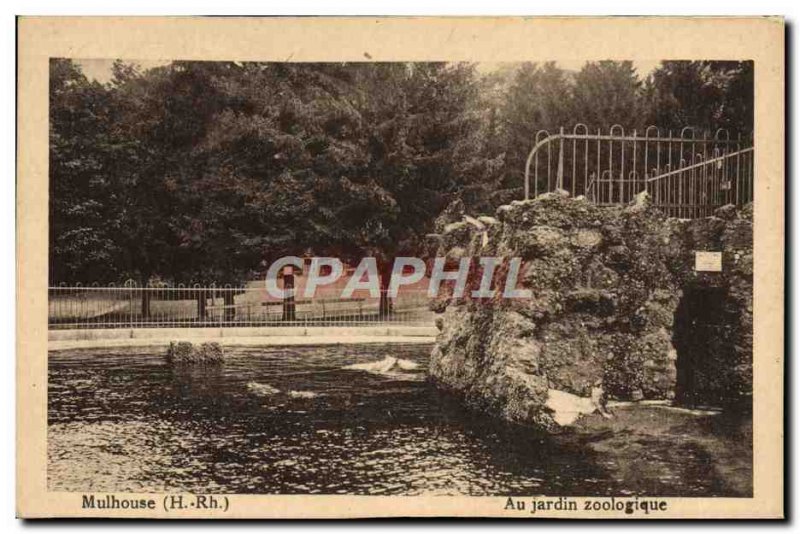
<box><xmin>523</xmin><ymin>125</ymin><xmax>754</xmax><ymax>218</ymax></box>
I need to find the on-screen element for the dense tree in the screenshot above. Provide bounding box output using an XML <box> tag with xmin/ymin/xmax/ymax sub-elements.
<box><xmin>570</xmin><ymin>61</ymin><xmax>645</xmax><ymax>131</ymax></box>
<box><xmin>160</xmin><ymin>62</ymin><xmax>363</xmax><ymax>281</ymax></box>
<box><xmin>644</xmin><ymin>61</ymin><xmax>754</xmax><ymax>136</ymax></box>
<box><xmin>345</xmin><ymin>63</ymin><xmax>502</xmax><ymax>308</ymax></box>
<box><xmin>49</xmin><ymin>59</ymin><xmax>123</xmax><ymax>283</ymax></box>
<box><xmin>496</xmin><ymin>62</ymin><xmax>573</xmax><ymax>192</ymax></box>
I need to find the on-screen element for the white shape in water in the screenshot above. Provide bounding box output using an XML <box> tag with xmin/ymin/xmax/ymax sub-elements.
<box><xmin>545</xmin><ymin>389</ymin><xmax>599</xmax><ymax>426</ymax></box>
<box><xmin>394</xmin><ymin>358</ymin><xmax>419</xmax><ymax>371</ymax></box>
<box><xmin>247</xmin><ymin>381</ymin><xmax>280</xmax><ymax>396</ymax></box>
<box><xmin>288</xmin><ymin>390</ymin><xmax>318</xmax><ymax>399</ymax></box>
<box><xmin>343</xmin><ymin>356</ymin><xmax>419</xmax><ymax>374</ymax></box>
<box><xmin>344</xmin><ymin>356</ymin><xmax>399</xmax><ymax>373</ymax></box>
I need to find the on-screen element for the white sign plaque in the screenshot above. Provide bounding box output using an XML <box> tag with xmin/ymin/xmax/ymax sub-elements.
<box><xmin>695</xmin><ymin>251</ymin><xmax>723</xmax><ymax>272</ymax></box>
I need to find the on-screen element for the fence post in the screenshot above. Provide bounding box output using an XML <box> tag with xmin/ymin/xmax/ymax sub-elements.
<box><xmin>557</xmin><ymin>127</ymin><xmax>565</xmax><ymax>191</ymax></box>
<box><xmin>524</xmin><ymin>159</ymin><xmax>530</xmax><ymax>201</ymax></box>
<box><xmin>219</xmin><ymin>287</ymin><xmax>224</xmax><ymax>337</ymax></box>
<box><xmin>122</xmin><ymin>279</ymin><xmax>135</xmax><ymax>331</ymax></box>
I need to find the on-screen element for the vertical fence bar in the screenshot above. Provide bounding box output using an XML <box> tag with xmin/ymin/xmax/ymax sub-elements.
<box><xmin>557</xmin><ymin>127</ymin><xmax>565</xmax><ymax>191</ymax></box>
<box><xmin>583</xmin><ymin>127</ymin><xmax>589</xmax><ymax>197</ymax></box>
<box><xmin>735</xmin><ymin>133</ymin><xmax>742</xmax><ymax>206</ymax></box>
<box><xmin>547</xmin><ymin>136</ymin><xmax>552</xmax><ymax>193</ymax></box>
<box><xmin>607</xmin><ymin>130</ymin><xmax>613</xmax><ymax>203</ymax></box>
<box><xmin>631</xmin><ymin>129</ymin><xmax>638</xmax><ymax>202</ymax></box>
<box><xmin>571</xmin><ymin>128</ymin><xmax>577</xmax><ymax>196</ymax></box>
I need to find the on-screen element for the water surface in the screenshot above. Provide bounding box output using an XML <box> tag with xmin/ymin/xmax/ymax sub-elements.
<box><xmin>48</xmin><ymin>344</ymin><xmax>748</xmax><ymax>496</ymax></box>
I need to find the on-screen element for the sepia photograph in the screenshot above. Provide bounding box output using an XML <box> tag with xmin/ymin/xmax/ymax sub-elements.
<box><xmin>47</xmin><ymin>56</ymin><xmax>754</xmax><ymax>497</ymax></box>
<box><xmin>16</xmin><ymin>16</ymin><xmax>784</xmax><ymax>519</ymax></box>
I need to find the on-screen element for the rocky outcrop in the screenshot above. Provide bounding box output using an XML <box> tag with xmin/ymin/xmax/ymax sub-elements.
<box><xmin>166</xmin><ymin>341</ymin><xmax>225</xmax><ymax>365</ymax></box>
<box><xmin>429</xmin><ymin>191</ymin><xmax>753</xmax><ymax>429</ymax></box>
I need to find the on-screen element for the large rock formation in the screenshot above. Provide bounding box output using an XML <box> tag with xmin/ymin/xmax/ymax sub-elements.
<box><xmin>429</xmin><ymin>191</ymin><xmax>752</xmax><ymax>430</ymax></box>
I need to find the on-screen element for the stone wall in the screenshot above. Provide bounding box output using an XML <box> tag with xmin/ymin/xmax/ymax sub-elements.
<box><xmin>428</xmin><ymin>191</ymin><xmax>752</xmax><ymax>429</ymax></box>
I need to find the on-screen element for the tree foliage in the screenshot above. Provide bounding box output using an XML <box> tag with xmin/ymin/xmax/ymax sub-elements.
<box><xmin>50</xmin><ymin>59</ymin><xmax>122</xmax><ymax>283</ymax></box>
<box><xmin>643</xmin><ymin>61</ymin><xmax>753</xmax><ymax>135</ymax></box>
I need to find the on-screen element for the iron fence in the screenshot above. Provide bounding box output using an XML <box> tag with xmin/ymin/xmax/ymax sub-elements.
<box><xmin>48</xmin><ymin>282</ymin><xmax>435</xmax><ymax>329</ymax></box>
<box><xmin>644</xmin><ymin>146</ymin><xmax>754</xmax><ymax>218</ymax></box>
<box><xmin>524</xmin><ymin>125</ymin><xmax>754</xmax><ymax>217</ymax></box>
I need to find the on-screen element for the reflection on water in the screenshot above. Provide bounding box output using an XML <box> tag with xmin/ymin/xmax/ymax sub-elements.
<box><xmin>48</xmin><ymin>344</ymin><xmax>742</xmax><ymax>495</ymax></box>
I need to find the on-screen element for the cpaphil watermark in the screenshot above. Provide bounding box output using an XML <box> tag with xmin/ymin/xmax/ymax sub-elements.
<box><xmin>265</xmin><ymin>256</ymin><xmax>533</xmax><ymax>299</ymax></box>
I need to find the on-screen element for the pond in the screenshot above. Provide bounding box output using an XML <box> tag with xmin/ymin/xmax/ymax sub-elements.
<box><xmin>48</xmin><ymin>343</ymin><xmax>750</xmax><ymax>496</ymax></box>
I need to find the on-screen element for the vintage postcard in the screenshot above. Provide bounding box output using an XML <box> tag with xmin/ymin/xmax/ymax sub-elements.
<box><xmin>17</xmin><ymin>16</ymin><xmax>784</xmax><ymax>518</ymax></box>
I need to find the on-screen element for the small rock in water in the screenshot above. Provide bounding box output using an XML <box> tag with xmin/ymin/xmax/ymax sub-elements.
<box><xmin>166</xmin><ymin>341</ymin><xmax>225</xmax><ymax>365</ymax></box>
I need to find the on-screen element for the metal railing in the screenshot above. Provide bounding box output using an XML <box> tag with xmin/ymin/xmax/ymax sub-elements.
<box><xmin>48</xmin><ymin>282</ymin><xmax>435</xmax><ymax>330</ymax></box>
<box><xmin>644</xmin><ymin>146</ymin><xmax>754</xmax><ymax>218</ymax></box>
<box><xmin>524</xmin><ymin>125</ymin><xmax>754</xmax><ymax>217</ymax></box>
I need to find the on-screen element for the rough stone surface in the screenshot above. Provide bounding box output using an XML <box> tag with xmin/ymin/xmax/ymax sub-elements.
<box><xmin>428</xmin><ymin>192</ymin><xmax>753</xmax><ymax>429</ymax></box>
<box><xmin>166</xmin><ymin>341</ymin><xmax>225</xmax><ymax>365</ymax></box>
